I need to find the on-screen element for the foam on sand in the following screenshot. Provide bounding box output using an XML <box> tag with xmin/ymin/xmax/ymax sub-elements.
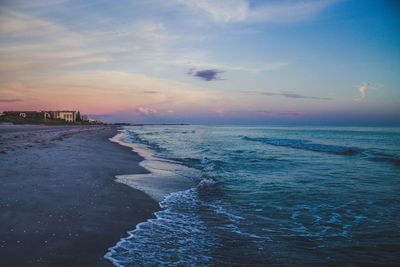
<box><xmin>109</xmin><ymin>130</ymin><xmax>201</xmax><ymax>202</ymax></box>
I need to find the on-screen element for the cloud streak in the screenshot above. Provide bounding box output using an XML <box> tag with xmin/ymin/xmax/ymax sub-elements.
<box><xmin>188</xmin><ymin>68</ymin><xmax>224</xmax><ymax>81</ymax></box>
<box><xmin>0</xmin><ymin>98</ymin><xmax>22</xmax><ymax>103</ymax></box>
<box><xmin>242</xmin><ymin>91</ymin><xmax>332</xmax><ymax>100</ymax></box>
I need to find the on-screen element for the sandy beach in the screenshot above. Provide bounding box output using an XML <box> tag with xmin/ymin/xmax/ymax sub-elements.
<box><xmin>0</xmin><ymin>124</ymin><xmax>159</xmax><ymax>266</ymax></box>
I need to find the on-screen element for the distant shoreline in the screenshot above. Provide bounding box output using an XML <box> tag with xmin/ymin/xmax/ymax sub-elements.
<box><xmin>0</xmin><ymin>121</ymin><xmax>190</xmax><ymax>126</ymax></box>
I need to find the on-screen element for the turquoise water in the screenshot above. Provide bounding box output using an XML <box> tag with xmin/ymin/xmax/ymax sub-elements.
<box><xmin>106</xmin><ymin>125</ymin><xmax>400</xmax><ymax>266</ymax></box>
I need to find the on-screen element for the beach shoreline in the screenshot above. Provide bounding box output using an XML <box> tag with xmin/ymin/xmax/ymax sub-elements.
<box><xmin>109</xmin><ymin>130</ymin><xmax>199</xmax><ymax>202</ymax></box>
<box><xmin>0</xmin><ymin>124</ymin><xmax>160</xmax><ymax>266</ymax></box>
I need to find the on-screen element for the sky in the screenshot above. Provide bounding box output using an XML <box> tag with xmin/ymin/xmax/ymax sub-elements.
<box><xmin>0</xmin><ymin>0</ymin><xmax>399</xmax><ymax>125</ymax></box>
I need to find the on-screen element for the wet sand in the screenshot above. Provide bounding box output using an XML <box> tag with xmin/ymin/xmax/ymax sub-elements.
<box><xmin>0</xmin><ymin>124</ymin><xmax>159</xmax><ymax>266</ymax></box>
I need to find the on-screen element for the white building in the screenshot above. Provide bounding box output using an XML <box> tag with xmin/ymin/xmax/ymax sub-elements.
<box><xmin>49</xmin><ymin>111</ymin><xmax>77</xmax><ymax>122</ymax></box>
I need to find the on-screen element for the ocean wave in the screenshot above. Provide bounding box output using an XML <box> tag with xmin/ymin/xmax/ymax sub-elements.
<box><xmin>170</xmin><ymin>156</ymin><xmax>223</xmax><ymax>172</ymax></box>
<box><xmin>197</xmin><ymin>178</ymin><xmax>216</xmax><ymax>190</ymax></box>
<box><xmin>127</xmin><ymin>131</ymin><xmax>166</xmax><ymax>152</ymax></box>
<box><xmin>105</xmin><ymin>188</ymin><xmax>214</xmax><ymax>266</ymax></box>
<box><xmin>201</xmin><ymin>157</ymin><xmax>216</xmax><ymax>171</ymax></box>
<box><xmin>367</xmin><ymin>152</ymin><xmax>400</xmax><ymax>166</ymax></box>
<box><xmin>243</xmin><ymin>136</ymin><xmax>359</xmax><ymax>155</ymax></box>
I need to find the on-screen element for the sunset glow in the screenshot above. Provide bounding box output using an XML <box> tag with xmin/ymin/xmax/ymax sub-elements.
<box><xmin>1</xmin><ymin>0</ymin><xmax>399</xmax><ymax>125</ymax></box>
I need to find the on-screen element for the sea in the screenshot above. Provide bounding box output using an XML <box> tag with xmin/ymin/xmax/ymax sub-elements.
<box><xmin>105</xmin><ymin>125</ymin><xmax>400</xmax><ymax>266</ymax></box>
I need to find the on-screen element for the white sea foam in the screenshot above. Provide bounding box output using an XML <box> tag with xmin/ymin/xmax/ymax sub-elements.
<box><xmin>105</xmin><ymin>188</ymin><xmax>215</xmax><ymax>266</ymax></box>
<box><xmin>109</xmin><ymin>129</ymin><xmax>201</xmax><ymax>202</ymax></box>
<box><xmin>106</xmin><ymin>128</ymin><xmax>217</xmax><ymax>265</ymax></box>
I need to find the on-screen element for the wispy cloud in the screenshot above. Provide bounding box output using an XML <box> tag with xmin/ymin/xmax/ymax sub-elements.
<box><xmin>279</xmin><ymin>92</ymin><xmax>331</xmax><ymax>100</ymax></box>
<box><xmin>0</xmin><ymin>10</ymin><xmax>184</xmax><ymax>74</ymax></box>
<box><xmin>248</xmin><ymin>0</ymin><xmax>341</xmax><ymax>23</ymax></box>
<box><xmin>0</xmin><ymin>98</ymin><xmax>22</xmax><ymax>103</ymax></box>
<box><xmin>0</xmin><ymin>9</ymin><xmax>85</xmax><ymax>46</ymax></box>
<box><xmin>353</xmin><ymin>82</ymin><xmax>384</xmax><ymax>102</ymax></box>
<box><xmin>242</xmin><ymin>91</ymin><xmax>332</xmax><ymax>100</ymax></box>
<box><xmin>0</xmin><ymin>8</ymin><xmax>207</xmax><ymax>76</ymax></box>
<box><xmin>174</xmin><ymin>0</ymin><xmax>340</xmax><ymax>24</ymax></box>
<box><xmin>0</xmin><ymin>9</ymin><xmax>99</xmax><ymax>74</ymax></box>
<box><xmin>358</xmin><ymin>83</ymin><xmax>368</xmax><ymax>98</ymax></box>
<box><xmin>188</xmin><ymin>68</ymin><xmax>224</xmax><ymax>81</ymax></box>
<box><xmin>110</xmin><ymin>20</ymin><xmax>192</xmax><ymax>46</ymax></box>
<box><xmin>174</xmin><ymin>0</ymin><xmax>247</xmax><ymax>23</ymax></box>
<box><xmin>143</xmin><ymin>90</ymin><xmax>158</xmax><ymax>94</ymax></box>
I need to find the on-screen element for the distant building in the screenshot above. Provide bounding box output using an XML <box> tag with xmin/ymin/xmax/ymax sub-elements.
<box><xmin>80</xmin><ymin>115</ymin><xmax>89</xmax><ymax>122</ymax></box>
<box><xmin>1</xmin><ymin>110</ymin><xmax>101</xmax><ymax>124</ymax></box>
<box><xmin>3</xmin><ymin>110</ymin><xmax>79</xmax><ymax>122</ymax></box>
<box><xmin>48</xmin><ymin>111</ymin><xmax>77</xmax><ymax>122</ymax></box>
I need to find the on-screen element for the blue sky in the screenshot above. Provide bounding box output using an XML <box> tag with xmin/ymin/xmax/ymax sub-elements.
<box><xmin>0</xmin><ymin>0</ymin><xmax>399</xmax><ymax>125</ymax></box>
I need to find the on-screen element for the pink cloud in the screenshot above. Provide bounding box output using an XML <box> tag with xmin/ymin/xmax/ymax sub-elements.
<box><xmin>137</xmin><ymin>106</ymin><xmax>157</xmax><ymax>115</ymax></box>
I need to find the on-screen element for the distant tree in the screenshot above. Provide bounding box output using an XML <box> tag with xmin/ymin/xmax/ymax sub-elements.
<box><xmin>76</xmin><ymin>111</ymin><xmax>81</xmax><ymax>122</ymax></box>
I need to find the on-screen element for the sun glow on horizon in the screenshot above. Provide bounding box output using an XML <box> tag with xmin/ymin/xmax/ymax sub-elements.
<box><xmin>0</xmin><ymin>0</ymin><xmax>399</xmax><ymax>125</ymax></box>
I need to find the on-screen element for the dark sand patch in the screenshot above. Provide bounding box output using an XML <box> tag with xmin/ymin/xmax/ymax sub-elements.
<box><xmin>0</xmin><ymin>124</ymin><xmax>159</xmax><ymax>266</ymax></box>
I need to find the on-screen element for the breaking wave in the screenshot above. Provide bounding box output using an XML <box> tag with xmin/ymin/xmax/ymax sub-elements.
<box><xmin>105</xmin><ymin>188</ymin><xmax>214</xmax><ymax>266</ymax></box>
